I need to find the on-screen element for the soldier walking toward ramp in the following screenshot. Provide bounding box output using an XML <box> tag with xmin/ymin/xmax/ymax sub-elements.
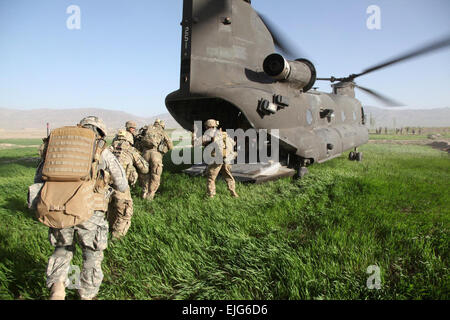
<box><xmin>30</xmin><ymin>116</ymin><xmax>128</xmax><ymax>300</ymax></box>
<box><xmin>125</xmin><ymin>120</ymin><xmax>137</xmax><ymax>137</ymax></box>
<box><xmin>112</xmin><ymin>120</ymin><xmax>138</xmax><ymax>144</ymax></box>
<box><xmin>201</xmin><ymin>119</ymin><xmax>239</xmax><ymax>198</ymax></box>
<box><xmin>139</xmin><ymin>119</ymin><xmax>173</xmax><ymax>200</ymax></box>
<box><xmin>108</xmin><ymin>129</ymin><xmax>149</xmax><ymax>239</ymax></box>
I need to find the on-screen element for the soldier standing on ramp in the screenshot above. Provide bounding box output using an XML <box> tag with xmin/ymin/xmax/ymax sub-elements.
<box><xmin>200</xmin><ymin>119</ymin><xmax>239</xmax><ymax>198</ymax></box>
<box><xmin>30</xmin><ymin>116</ymin><xmax>128</xmax><ymax>300</ymax></box>
<box><xmin>139</xmin><ymin>119</ymin><xmax>173</xmax><ymax>200</ymax></box>
<box><xmin>108</xmin><ymin>129</ymin><xmax>149</xmax><ymax>239</ymax></box>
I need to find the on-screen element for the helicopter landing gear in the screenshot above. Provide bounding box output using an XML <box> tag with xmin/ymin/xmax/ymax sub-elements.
<box><xmin>294</xmin><ymin>158</ymin><xmax>310</xmax><ymax>179</ymax></box>
<box><xmin>297</xmin><ymin>166</ymin><xmax>309</xmax><ymax>179</ymax></box>
<box><xmin>349</xmin><ymin>148</ymin><xmax>363</xmax><ymax>162</ymax></box>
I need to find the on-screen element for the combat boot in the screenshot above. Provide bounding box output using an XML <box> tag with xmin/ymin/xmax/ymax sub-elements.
<box><xmin>111</xmin><ymin>231</ymin><xmax>122</xmax><ymax>242</ymax></box>
<box><xmin>49</xmin><ymin>281</ymin><xmax>66</xmax><ymax>300</ymax></box>
<box><xmin>146</xmin><ymin>192</ymin><xmax>155</xmax><ymax>201</ymax></box>
<box><xmin>78</xmin><ymin>289</ymin><xmax>94</xmax><ymax>300</ymax></box>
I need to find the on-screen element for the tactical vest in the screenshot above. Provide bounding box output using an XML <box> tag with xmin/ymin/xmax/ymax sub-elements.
<box><xmin>36</xmin><ymin>126</ymin><xmax>107</xmax><ymax>229</ymax></box>
<box><xmin>224</xmin><ymin>132</ymin><xmax>237</xmax><ymax>162</ymax></box>
<box><xmin>111</xmin><ymin>140</ymin><xmax>137</xmax><ymax>185</ymax></box>
<box><xmin>211</xmin><ymin>130</ymin><xmax>236</xmax><ymax>160</ymax></box>
<box><xmin>141</xmin><ymin>126</ymin><xmax>166</xmax><ymax>152</ymax></box>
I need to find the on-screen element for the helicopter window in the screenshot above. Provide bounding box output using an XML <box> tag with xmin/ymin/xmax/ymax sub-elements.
<box><xmin>341</xmin><ymin>111</ymin><xmax>346</xmax><ymax>122</ymax></box>
<box><xmin>306</xmin><ymin>109</ymin><xmax>313</xmax><ymax>125</ymax></box>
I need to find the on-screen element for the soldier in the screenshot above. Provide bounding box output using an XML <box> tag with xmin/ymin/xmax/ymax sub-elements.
<box><xmin>134</xmin><ymin>125</ymin><xmax>149</xmax><ymax>153</ymax></box>
<box><xmin>140</xmin><ymin>119</ymin><xmax>173</xmax><ymax>200</ymax></box>
<box><xmin>125</xmin><ymin>120</ymin><xmax>137</xmax><ymax>137</ymax></box>
<box><xmin>108</xmin><ymin>129</ymin><xmax>149</xmax><ymax>239</ymax></box>
<box><xmin>201</xmin><ymin>119</ymin><xmax>238</xmax><ymax>198</ymax></box>
<box><xmin>33</xmin><ymin>116</ymin><xmax>128</xmax><ymax>300</ymax></box>
<box><xmin>112</xmin><ymin>120</ymin><xmax>137</xmax><ymax>145</ymax></box>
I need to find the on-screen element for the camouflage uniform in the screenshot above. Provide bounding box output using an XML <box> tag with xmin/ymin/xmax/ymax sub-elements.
<box><xmin>134</xmin><ymin>125</ymin><xmax>148</xmax><ymax>153</ymax></box>
<box><xmin>35</xmin><ymin>117</ymin><xmax>128</xmax><ymax>300</ymax></box>
<box><xmin>140</xmin><ymin>121</ymin><xmax>173</xmax><ymax>200</ymax></box>
<box><xmin>125</xmin><ymin>120</ymin><xmax>137</xmax><ymax>138</ymax></box>
<box><xmin>201</xmin><ymin>120</ymin><xmax>238</xmax><ymax>198</ymax></box>
<box><xmin>108</xmin><ymin>130</ymin><xmax>149</xmax><ymax>239</ymax></box>
<box><xmin>112</xmin><ymin>121</ymin><xmax>137</xmax><ymax>145</ymax></box>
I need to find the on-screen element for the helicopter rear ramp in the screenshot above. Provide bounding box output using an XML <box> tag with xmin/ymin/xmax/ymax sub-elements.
<box><xmin>183</xmin><ymin>162</ymin><xmax>295</xmax><ymax>184</ymax></box>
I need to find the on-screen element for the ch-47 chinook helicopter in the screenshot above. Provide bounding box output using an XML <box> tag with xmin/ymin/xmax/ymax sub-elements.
<box><xmin>165</xmin><ymin>0</ymin><xmax>450</xmax><ymax>178</ymax></box>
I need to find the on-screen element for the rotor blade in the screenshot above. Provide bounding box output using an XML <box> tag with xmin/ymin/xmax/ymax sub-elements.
<box><xmin>355</xmin><ymin>85</ymin><xmax>404</xmax><ymax>107</ymax></box>
<box><xmin>257</xmin><ymin>12</ymin><xmax>302</xmax><ymax>59</ymax></box>
<box><xmin>354</xmin><ymin>34</ymin><xmax>450</xmax><ymax>79</ymax></box>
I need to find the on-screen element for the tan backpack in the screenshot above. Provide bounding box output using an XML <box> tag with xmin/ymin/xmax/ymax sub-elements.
<box><xmin>221</xmin><ymin>131</ymin><xmax>237</xmax><ymax>161</ymax></box>
<box><xmin>141</xmin><ymin>126</ymin><xmax>163</xmax><ymax>150</ymax></box>
<box><xmin>35</xmin><ymin>126</ymin><xmax>105</xmax><ymax>229</ymax></box>
<box><xmin>111</xmin><ymin>140</ymin><xmax>137</xmax><ymax>185</ymax></box>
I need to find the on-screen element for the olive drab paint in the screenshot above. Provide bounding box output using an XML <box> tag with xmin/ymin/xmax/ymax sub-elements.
<box><xmin>165</xmin><ymin>0</ymin><xmax>368</xmax><ymax>168</ymax></box>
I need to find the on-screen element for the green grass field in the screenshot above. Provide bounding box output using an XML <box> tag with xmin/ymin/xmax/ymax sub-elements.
<box><xmin>0</xmin><ymin>141</ymin><xmax>448</xmax><ymax>300</ymax></box>
<box><xmin>369</xmin><ymin>134</ymin><xmax>450</xmax><ymax>141</ymax></box>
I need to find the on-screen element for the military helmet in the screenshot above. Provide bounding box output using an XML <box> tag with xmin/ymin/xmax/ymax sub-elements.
<box><xmin>116</xmin><ymin>129</ymin><xmax>134</xmax><ymax>144</ymax></box>
<box><xmin>125</xmin><ymin>120</ymin><xmax>137</xmax><ymax>130</ymax></box>
<box><xmin>154</xmin><ymin>119</ymin><xmax>165</xmax><ymax>129</ymax></box>
<box><xmin>79</xmin><ymin>116</ymin><xmax>107</xmax><ymax>137</ymax></box>
<box><xmin>205</xmin><ymin>119</ymin><xmax>219</xmax><ymax>128</ymax></box>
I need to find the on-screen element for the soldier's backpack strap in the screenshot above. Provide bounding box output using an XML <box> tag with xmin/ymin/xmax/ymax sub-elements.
<box><xmin>91</xmin><ymin>138</ymin><xmax>107</xmax><ymax>181</ymax></box>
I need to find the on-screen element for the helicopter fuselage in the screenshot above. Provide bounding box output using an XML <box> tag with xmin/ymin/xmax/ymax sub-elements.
<box><xmin>166</xmin><ymin>0</ymin><xmax>368</xmax><ymax>165</ymax></box>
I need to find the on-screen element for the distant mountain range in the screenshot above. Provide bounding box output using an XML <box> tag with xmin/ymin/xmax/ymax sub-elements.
<box><xmin>0</xmin><ymin>106</ymin><xmax>449</xmax><ymax>132</ymax></box>
<box><xmin>0</xmin><ymin>107</ymin><xmax>181</xmax><ymax>131</ymax></box>
<box><xmin>364</xmin><ymin>106</ymin><xmax>450</xmax><ymax>128</ymax></box>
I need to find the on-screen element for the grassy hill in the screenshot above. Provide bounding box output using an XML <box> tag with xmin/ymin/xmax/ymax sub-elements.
<box><xmin>0</xmin><ymin>142</ymin><xmax>448</xmax><ymax>299</ymax></box>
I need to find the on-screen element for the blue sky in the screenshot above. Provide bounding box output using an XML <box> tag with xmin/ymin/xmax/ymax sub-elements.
<box><xmin>0</xmin><ymin>0</ymin><xmax>449</xmax><ymax>117</ymax></box>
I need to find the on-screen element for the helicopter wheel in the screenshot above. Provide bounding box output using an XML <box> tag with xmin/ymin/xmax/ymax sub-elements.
<box><xmin>295</xmin><ymin>166</ymin><xmax>309</xmax><ymax>179</ymax></box>
<box><xmin>355</xmin><ymin>152</ymin><xmax>363</xmax><ymax>162</ymax></box>
<box><xmin>348</xmin><ymin>151</ymin><xmax>356</xmax><ymax>161</ymax></box>
<box><xmin>292</xmin><ymin>156</ymin><xmax>310</xmax><ymax>179</ymax></box>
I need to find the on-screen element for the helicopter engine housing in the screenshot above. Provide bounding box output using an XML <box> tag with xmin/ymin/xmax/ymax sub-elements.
<box><xmin>263</xmin><ymin>53</ymin><xmax>317</xmax><ymax>92</ymax></box>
